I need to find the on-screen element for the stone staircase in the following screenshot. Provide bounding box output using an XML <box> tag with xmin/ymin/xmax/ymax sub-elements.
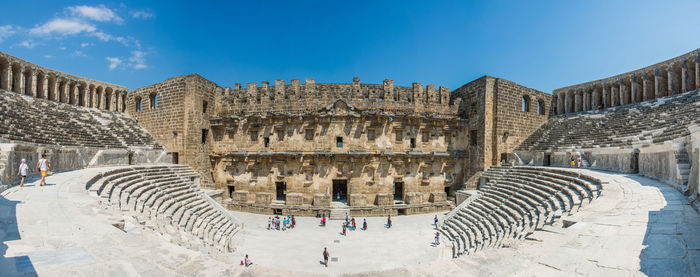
<box><xmin>439</xmin><ymin>166</ymin><xmax>604</xmax><ymax>257</ymax></box>
<box><xmin>85</xmin><ymin>165</ymin><xmax>240</xmax><ymax>253</ymax></box>
<box><xmin>330</xmin><ymin>205</ymin><xmax>349</xmax><ymax>220</ymax></box>
<box><xmin>676</xmin><ymin>150</ymin><xmax>691</xmax><ymax>189</ymax></box>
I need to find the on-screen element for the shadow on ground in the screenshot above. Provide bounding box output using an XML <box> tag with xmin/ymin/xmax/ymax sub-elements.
<box><xmin>635</xmin><ymin>175</ymin><xmax>700</xmax><ymax>277</ymax></box>
<box><xmin>0</xmin><ymin>192</ymin><xmax>37</xmax><ymax>276</ymax></box>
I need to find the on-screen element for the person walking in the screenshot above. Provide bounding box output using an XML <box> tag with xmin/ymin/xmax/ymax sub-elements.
<box><xmin>351</xmin><ymin>217</ymin><xmax>356</xmax><ymax>231</ymax></box>
<box><xmin>292</xmin><ymin>215</ymin><xmax>296</xmax><ymax>228</ymax></box>
<box><xmin>267</xmin><ymin>217</ymin><xmax>271</xmax><ymax>230</ymax></box>
<box><xmin>321</xmin><ymin>214</ymin><xmax>326</xmax><ymax>227</ymax></box>
<box><xmin>387</xmin><ymin>215</ymin><xmax>392</xmax><ymax>228</ymax></box>
<box><xmin>283</xmin><ymin>217</ymin><xmax>287</xmax><ymax>231</ymax></box>
<box><xmin>36</xmin><ymin>154</ymin><xmax>50</xmax><ymax>186</ymax></box>
<box><xmin>570</xmin><ymin>156</ymin><xmax>575</xmax><ymax>168</ymax></box>
<box><xmin>362</xmin><ymin>218</ymin><xmax>367</xmax><ymax>230</ymax></box>
<box><xmin>434</xmin><ymin>215</ymin><xmax>439</xmax><ymax>227</ymax></box>
<box><xmin>435</xmin><ymin>232</ymin><xmax>440</xmax><ymax>245</ymax></box>
<box><xmin>18</xmin><ymin>159</ymin><xmax>29</xmax><ymax>187</ymax></box>
<box><xmin>342</xmin><ymin>224</ymin><xmax>347</xmax><ymax>236</ymax></box>
<box><xmin>323</xmin><ymin>247</ymin><xmax>329</xmax><ymax>267</ymax></box>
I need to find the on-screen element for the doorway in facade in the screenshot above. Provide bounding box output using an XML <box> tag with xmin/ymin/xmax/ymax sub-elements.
<box><xmin>275</xmin><ymin>181</ymin><xmax>286</xmax><ymax>201</ymax></box>
<box><xmin>543</xmin><ymin>153</ymin><xmax>551</xmax><ymax>166</ymax></box>
<box><xmin>394</xmin><ymin>182</ymin><xmax>404</xmax><ymax>201</ymax></box>
<box><xmin>332</xmin><ymin>179</ymin><xmax>347</xmax><ymax>202</ymax></box>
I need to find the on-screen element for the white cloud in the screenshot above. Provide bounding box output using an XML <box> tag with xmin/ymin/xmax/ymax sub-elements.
<box><xmin>71</xmin><ymin>50</ymin><xmax>87</xmax><ymax>57</ymax></box>
<box><xmin>69</xmin><ymin>5</ymin><xmax>123</xmax><ymax>24</ymax></box>
<box><xmin>59</xmin><ymin>46</ymin><xmax>66</xmax><ymax>50</ymax></box>
<box><xmin>128</xmin><ymin>50</ymin><xmax>147</xmax><ymax>69</ymax></box>
<box><xmin>80</xmin><ymin>42</ymin><xmax>93</xmax><ymax>47</ymax></box>
<box><xmin>130</xmin><ymin>10</ymin><xmax>154</xmax><ymax>19</ymax></box>
<box><xmin>44</xmin><ymin>55</ymin><xmax>55</xmax><ymax>59</ymax></box>
<box><xmin>30</xmin><ymin>18</ymin><xmax>96</xmax><ymax>36</ymax></box>
<box><xmin>0</xmin><ymin>25</ymin><xmax>16</xmax><ymax>42</ymax></box>
<box><xmin>90</xmin><ymin>31</ymin><xmax>128</xmax><ymax>46</ymax></box>
<box><xmin>18</xmin><ymin>40</ymin><xmax>36</xmax><ymax>48</ymax></box>
<box><xmin>106</xmin><ymin>57</ymin><xmax>122</xmax><ymax>70</ymax></box>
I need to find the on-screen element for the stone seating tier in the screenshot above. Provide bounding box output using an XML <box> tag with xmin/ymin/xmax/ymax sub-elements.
<box><xmin>516</xmin><ymin>90</ymin><xmax>700</xmax><ymax>151</ymax></box>
<box><xmin>0</xmin><ymin>89</ymin><xmax>161</xmax><ymax>149</ymax></box>
<box><xmin>85</xmin><ymin>165</ymin><xmax>240</xmax><ymax>253</ymax></box>
<box><xmin>440</xmin><ymin>166</ymin><xmax>602</xmax><ymax>256</ymax></box>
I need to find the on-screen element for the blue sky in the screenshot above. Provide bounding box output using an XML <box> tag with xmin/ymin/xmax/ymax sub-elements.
<box><xmin>1</xmin><ymin>1</ymin><xmax>699</xmax><ymax>93</ymax></box>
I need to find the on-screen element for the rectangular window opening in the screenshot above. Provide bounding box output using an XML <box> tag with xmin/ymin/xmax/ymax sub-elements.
<box><xmin>336</xmin><ymin>137</ymin><xmax>343</xmax><ymax>148</ymax></box>
<box><xmin>201</xmin><ymin>129</ymin><xmax>208</xmax><ymax>144</ymax></box>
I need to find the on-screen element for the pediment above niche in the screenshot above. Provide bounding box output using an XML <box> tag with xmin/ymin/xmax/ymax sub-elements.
<box><xmin>321</xmin><ymin>99</ymin><xmax>359</xmax><ymax>115</ymax></box>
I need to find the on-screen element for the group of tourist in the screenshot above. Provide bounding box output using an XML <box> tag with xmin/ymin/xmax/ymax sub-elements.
<box><xmin>267</xmin><ymin>215</ymin><xmax>296</xmax><ymax>231</ymax></box>
<box><xmin>569</xmin><ymin>155</ymin><xmax>584</xmax><ymax>168</ymax></box>
<box><xmin>340</xmin><ymin>214</ymin><xmax>369</xmax><ymax>235</ymax></box>
<box><xmin>16</xmin><ymin>154</ymin><xmax>51</xmax><ymax>187</ymax></box>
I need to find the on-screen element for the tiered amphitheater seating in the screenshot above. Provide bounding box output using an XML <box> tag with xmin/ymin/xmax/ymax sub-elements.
<box><xmin>85</xmin><ymin>165</ymin><xmax>240</xmax><ymax>253</ymax></box>
<box><xmin>517</xmin><ymin>90</ymin><xmax>700</xmax><ymax>151</ymax></box>
<box><xmin>440</xmin><ymin>166</ymin><xmax>602</xmax><ymax>256</ymax></box>
<box><xmin>0</xmin><ymin>89</ymin><xmax>160</xmax><ymax>149</ymax></box>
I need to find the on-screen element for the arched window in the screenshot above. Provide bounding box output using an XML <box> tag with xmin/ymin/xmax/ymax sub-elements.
<box><xmin>537</xmin><ymin>100</ymin><xmax>545</xmax><ymax>115</ymax></box>
<box><xmin>149</xmin><ymin>93</ymin><xmax>157</xmax><ymax>109</ymax></box>
<box><xmin>135</xmin><ymin>97</ymin><xmax>142</xmax><ymax>112</ymax></box>
<box><xmin>522</xmin><ymin>96</ymin><xmax>530</xmax><ymax>112</ymax></box>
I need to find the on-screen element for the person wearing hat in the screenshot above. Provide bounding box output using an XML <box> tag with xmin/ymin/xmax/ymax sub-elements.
<box><xmin>18</xmin><ymin>159</ymin><xmax>29</xmax><ymax>187</ymax></box>
<box><xmin>36</xmin><ymin>154</ymin><xmax>50</xmax><ymax>186</ymax></box>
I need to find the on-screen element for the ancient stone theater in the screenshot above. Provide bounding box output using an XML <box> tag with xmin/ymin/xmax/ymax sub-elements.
<box><xmin>1</xmin><ymin>46</ymin><xmax>699</xmax><ymax>276</ymax></box>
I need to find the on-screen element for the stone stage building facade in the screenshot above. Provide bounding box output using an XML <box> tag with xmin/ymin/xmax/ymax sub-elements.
<box><xmin>129</xmin><ymin>74</ymin><xmax>549</xmax><ymax>216</ymax></box>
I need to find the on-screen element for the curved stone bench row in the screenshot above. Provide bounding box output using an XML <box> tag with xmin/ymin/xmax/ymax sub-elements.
<box><xmin>0</xmin><ymin>89</ymin><xmax>160</xmax><ymax>149</ymax></box>
<box><xmin>517</xmin><ymin>89</ymin><xmax>700</xmax><ymax>151</ymax></box>
<box><xmin>86</xmin><ymin>165</ymin><xmax>240</xmax><ymax>253</ymax></box>
<box><xmin>441</xmin><ymin>166</ymin><xmax>603</xmax><ymax>257</ymax></box>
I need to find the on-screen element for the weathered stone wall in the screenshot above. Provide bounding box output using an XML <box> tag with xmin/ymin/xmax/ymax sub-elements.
<box><xmin>451</xmin><ymin>76</ymin><xmax>550</xmax><ymax>179</ymax></box>
<box><xmin>638</xmin><ymin>144</ymin><xmax>685</xmax><ymax>190</ymax></box>
<box><xmin>492</xmin><ymin>78</ymin><xmax>551</xmax><ymax>166</ymax></box>
<box><xmin>127</xmin><ymin>74</ymin><xmax>219</xmax><ymax>186</ymax></box>
<box><xmin>211</xmin><ymin>98</ymin><xmax>464</xmax><ymax>207</ymax></box>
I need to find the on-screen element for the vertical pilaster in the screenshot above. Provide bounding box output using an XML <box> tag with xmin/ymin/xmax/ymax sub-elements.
<box><xmin>681</xmin><ymin>61</ymin><xmax>689</xmax><ymax>93</ymax></box>
<box><xmin>630</xmin><ymin>74</ymin><xmax>639</xmax><ymax>103</ymax></box>
<box><xmin>602</xmin><ymin>84</ymin><xmax>610</xmax><ymax>108</ymax></box>
<box><xmin>574</xmin><ymin>89</ymin><xmax>582</xmax><ymax>112</ymax></box>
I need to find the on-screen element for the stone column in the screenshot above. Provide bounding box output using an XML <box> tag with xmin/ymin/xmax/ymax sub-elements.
<box><xmin>72</xmin><ymin>83</ymin><xmax>80</xmax><ymax>105</ymax></box>
<box><xmin>592</xmin><ymin>85</ymin><xmax>600</xmax><ymax>110</ymax></box>
<box><xmin>29</xmin><ymin>70</ymin><xmax>38</xmax><ymax>97</ymax></box>
<box><xmin>51</xmin><ymin>80</ymin><xmax>60</xmax><ymax>101</ymax></box>
<box><xmin>557</xmin><ymin>92</ymin><xmax>564</xmax><ymax>114</ymax></box>
<box><xmin>618</xmin><ymin>79</ymin><xmax>626</xmax><ymax>105</ymax></box>
<box><xmin>582</xmin><ymin>90</ymin><xmax>589</xmax><ymax>111</ymax></box>
<box><xmin>681</xmin><ymin>61</ymin><xmax>689</xmax><ymax>93</ymax></box>
<box><xmin>41</xmin><ymin>77</ymin><xmax>48</xmax><ymax>99</ymax></box>
<box><xmin>602</xmin><ymin>83</ymin><xmax>610</xmax><ymax>108</ymax></box>
<box><xmin>630</xmin><ymin>74</ymin><xmax>639</xmax><ymax>104</ymax></box>
<box><xmin>642</xmin><ymin>73</ymin><xmax>650</xmax><ymax>101</ymax></box>
<box><xmin>0</xmin><ymin>63</ymin><xmax>9</xmax><ymax>90</ymax></box>
<box><xmin>695</xmin><ymin>55</ymin><xmax>700</xmax><ymax>90</ymax></box>
<box><xmin>116</xmin><ymin>91</ymin><xmax>121</xmax><ymax>111</ymax></box>
<box><xmin>611</xmin><ymin>85</ymin><xmax>618</xmax><ymax>107</ymax></box>
<box><xmin>17</xmin><ymin>68</ymin><xmax>26</xmax><ymax>94</ymax></box>
<box><xmin>654</xmin><ymin>68</ymin><xmax>663</xmax><ymax>99</ymax></box>
<box><xmin>89</xmin><ymin>86</ymin><xmax>95</xmax><ymax>108</ymax></box>
<box><xmin>574</xmin><ymin>89</ymin><xmax>582</xmax><ymax>112</ymax></box>
<box><xmin>564</xmin><ymin>92</ymin><xmax>571</xmax><ymax>114</ymax></box>
<box><xmin>667</xmin><ymin>66</ymin><xmax>676</xmax><ymax>95</ymax></box>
